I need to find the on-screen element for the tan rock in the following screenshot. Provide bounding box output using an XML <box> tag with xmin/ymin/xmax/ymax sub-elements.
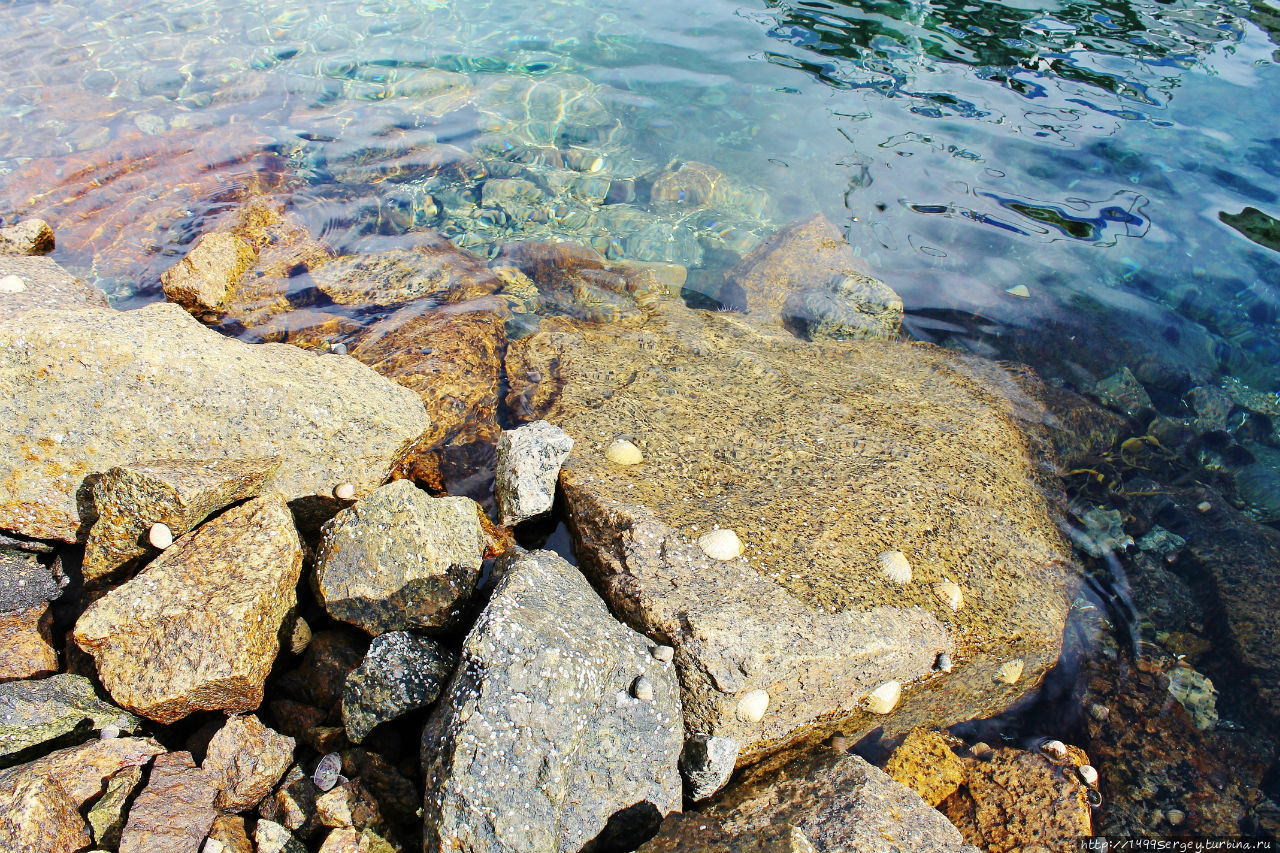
<box><xmin>0</xmin><ymin>219</ymin><xmax>55</xmax><ymax>255</ymax></box>
<box><xmin>87</xmin><ymin>764</ymin><xmax>145</xmax><ymax>848</ymax></box>
<box><xmin>0</xmin><ymin>737</ymin><xmax>164</xmax><ymax>803</ymax></box>
<box><xmin>312</xmin><ymin>238</ymin><xmax>500</xmax><ymax>308</ymax></box>
<box><xmin>207</xmin><ymin>815</ymin><xmax>253</xmax><ymax>853</ymax></box>
<box><xmin>0</xmin><ymin>254</ymin><xmax>109</xmax><ymax>322</ymax></box>
<box><xmin>0</xmin><ymin>773</ymin><xmax>91</xmax><ymax>852</ymax></box>
<box><xmin>0</xmin><ymin>602</ymin><xmax>57</xmax><ymax>682</ymax></box>
<box><xmin>83</xmin><ymin>457</ymin><xmax>281</xmax><ymax>584</ymax></box>
<box><xmin>74</xmin><ymin>494</ymin><xmax>304</xmax><ymax>723</ymax></box>
<box><xmin>316</xmin><ymin>780</ymin><xmax>386</xmax><ymax>832</ymax></box>
<box><xmin>0</xmin><ymin>302</ymin><xmax>428</xmax><ymax>543</ymax></box>
<box><xmin>318</xmin><ymin>828</ymin><xmax>398</xmax><ymax>853</ymax></box>
<box><xmin>513</xmin><ymin>300</ymin><xmax>1075</xmax><ymax>762</ymax></box>
<box><xmin>117</xmin><ymin>751</ymin><xmax>218</xmax><ymax>853</ymax></box>
<box><xmin>161</xmin><ymin>231</ymin><xmax>257</xmax><ymax>320</ymax></box>
<box><xmin>255</xmin><ymin>819</ymin><xmax>308</xmax><ymax>853</ymax></box>
<box><xmin>350</xmin><ymin>299</ymin><xmax>507</xmax><ymax>449</ymax></box>
<box><xmin>884</xmin><ymin>728</ymin><xmax>967</xmax><ymax>807</ymax></box>
<box><xmin>203</xmin><ymin>714</ymin><xmax>295</xmax><ymax>812</ymax></box>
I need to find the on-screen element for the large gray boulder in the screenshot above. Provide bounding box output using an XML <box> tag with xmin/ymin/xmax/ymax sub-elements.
<box><xmin>421</xmin><ymin>548</ymin><xmax>683</xmax><ymax>853</ymax></box>
<box><xmin>0</xmin><ymin>303</ymin><xmax>428</xmax><ymax>542</ymax></box>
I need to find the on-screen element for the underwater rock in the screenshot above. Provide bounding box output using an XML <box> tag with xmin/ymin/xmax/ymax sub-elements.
<box><xmin>82</xmin><ymin>457</ymin><xmax>281</xmax><ymax>585</ymax></box>
<box><xmin>510</xmin><ymin>300</ymin><xmax>1076</xmax><ymax>763</ymax></box>
<box><xmin>0</xmin><ymin>303</ymin><xmax>427</xmax><ymax>542</ymax></box>
<box><xmin>117</xmin><ymin>751</ymin><xmax>218</xmax><ymax>853</ymax></box>
<box><xmin>421</xmin><ymin>548</ymin><xmax>682</xmax><ymax>853</ymax></box>
<box><xmin>315</xmin><ymin>481</ymin><xmax>486</xmax><ymax>635</ymax></box>
<box><xmin>494</xmin><ymin>420</ymin><xmax>574</xmax><ymax>526</ymax></box>
<box><xmin>490</xmin><ymin>239</ymin><xmax>646</xmax><ymax>323</ymax></box>
<box><xmin>0</xmin><ymin>254</ymin><xmax>109</xmax><ymax>322</ymax></box>
<box><xmin>342</xmin><ymin>631</ymin><xmax>456</xmax><ymax>743</ymax></box>
<box><xmin>650</xmin><ymin>160</ymin><xmax>769</xmax><ymax>219</ymax></box>
<box><xmin>0</xmin><ymin>674</ymin><xmax>139</xmax><ymax>761</ymax></box>
<box><xmin>1092</xmin><ymin>366</ymin><xmax>1153</xmax><ymax>417</ymax></box>
<box><xmin>883</xmin><ymin>728</ymin><xmax>967</xmax><ymax>807</ymax></box>
<box><xmin>1166</xmin><ymin>665</ymin><xmax>1219</xmax><ymax>730</ymax></box>
<box><xmin>639</xmin><ymin>748</ymin><xmax>975</xmax><ymax>852</ymax></box>
<box><xmin>161</xmin><ymin>231</ymin><xmax>256</xmax><ymax>321</ymax></box>
<box><xmin>73</xmin><ymin>494</ymin><xmax>303</xmax><ymax>723</ymax></box>
<box><xmin>0</xmin><ymin>219</ymin><xmax>54</xmax><ymax>255</ymax></box>
<box><xmin>202</xmin><ymin>715</ymin><xmax>295</xmax><ymax>812</ymax></box>
<box><xmin>311</xmin><ymin>239</ymin><xmax>500</xmax><ymax>308</ymax></box>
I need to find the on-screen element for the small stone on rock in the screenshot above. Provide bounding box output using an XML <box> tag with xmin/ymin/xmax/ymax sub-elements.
<box><xmin>651</xmin><ymin>645</ymin><xmax>674</xmax><ymax>662</ymax></box>
<box><xmin>864</xmin><ymin>680</ymin><xmax>902</xmax><ymax>715</ymax></box>
<box><xmin>735</xmin><ymin>688</ymin><xmax>769</xmax><ymax>723</ymax></box>
<box><xmin>604</xmin><ymin>438</ymin><xmax>643</xmax><ymax>466</ymax></box>
<box><xmin>1196</xmin><ymin>501</ymin><xmax>1212</xmax><ymax>513</ymax></box>
<box><xmin>934</xmin><ymin>652</ymin><xmax>953</xmax><ymax>673</ymax></box>
<box><xmin>1077</xmin><ymin>764</ymin><xmax>1098</xmax><ymax>786</ymax></box>
<box><xmin>1005</xmin><ymin>284</ymin><xmax>1031</xmax><ymax>298</ymax></box>
<box><xmin>148</xmin><ymin>522</ymin><xmax>174</xmax><ymax>550</ymax></box>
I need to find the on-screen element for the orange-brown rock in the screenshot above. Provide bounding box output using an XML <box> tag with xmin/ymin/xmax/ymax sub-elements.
<box><xmin>207</xmin><ymin>815</ymin><xmax>254</xmax><ymax>853</ymax></box>
<box><xmin>0</xmin><ymin>736</ymin><xmax>162</xmax><ymax>801</ymax></box>
<box><xmin>0</xmin><ymin>773</ymin><xmax>91</xmax><ymax>852</ymax></box>
<box><xmin>161</xmin><ymin>231</ymin><xmax>256</xmax><ymax>320</ymax></box>
<box><xmin>117</xmin><ymin>751</ymin><xmax>218</xmax><ymax>853</ymax></box>
<box><xmin>316</xmin><ymin>780</ymin><xmax>386</xmax><ymax>832</ymax></box>
<box><xmin>0</xmin><ymin>602</ymin><xmax>57</xmax><ymax>682</ymax></box>
<box><xmin>203</xmin><ymin>714</ymin><xmax>296</xmax><ymax>812</ymax></box>
<box><xmin>884</xmin><ymin>728</ymin><xmax>967</xmax><ymax>807</ymax></box>
<box><xmin>74</xmin><ymin>494</ymin><xmax>304</xmax><ymax>723</ymax></box>
<box><xmin>350</xmin><ymin>299</ymin><xmax>507</xmax><ymax>449</ymax></box>
<box><xmin>318</xmin><ymin>827</ymin><xmax>398</xmax><ymax>853</ymax></box>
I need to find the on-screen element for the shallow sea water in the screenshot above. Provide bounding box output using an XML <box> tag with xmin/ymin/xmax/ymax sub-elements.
<box><xmin>3</xmin><ymin>0</ymin><xmax>1280</xmax><ymax>841</ymax></box>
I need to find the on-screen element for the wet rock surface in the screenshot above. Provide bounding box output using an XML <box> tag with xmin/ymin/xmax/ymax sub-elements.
<box><xmin>494</xmin><ymin>419</ymin><xmax>574</xmax><ymax>525</ymax></box>
<box><xmin>316</xmin><ymin>480</ymin><xmax>485</xmax><ymax>635</ymax></box>
<box><xmin>0</xmin><ymin>254</ymin><xmax>109</xmax><ymax>321</ymax></box>
<box><xmin>74</xmin><ymin>494</ymin><xmax>303</xmax><ymax>723</ymax></box>
<box><xmin>117</xmin><ymin>750</ymin><xmax>218</xmax><ymax>853</ymax></box>
<box><xmin>342</xmin><ymin>631</ymin><xmax>456</xmax><ymax>743</ymax></box>
<box><xmin>512</xmin><ymin>299</ymin><xmax>1077</xmax><ymax>762</ymax></box>
<box><xmin>884</xmin><ymin>727</ymin><xmax>968</xmax><ymax>807</ymax></box>
<box><xmin>203</xmin><ymin>714</ymin><xmax>296</xmax><ymax>812</ymax></box>
<box><xmin>0</xmin><ymin>673</ymin><xmax>138</xmax><ymax>761</ymax></box>
<box><xmin>421</xmin><ymin>548</ymin><xmax>683</xmax><ymax>853</ymax></box>
<box><xmin>639</xmin><ymin>747</ymin><xmax>977</xmax><ymax>853</ymax></box>
<box><xmin>310</xmin><ymin>239</ymin><xmax>500</xmax><ymax>308</ymax></box>
<box><xmin>161</xmin><ymin>230</ymin><xmax>257</xmax><ymax>320</ymax></box>
<box><xmin>0</xmin><ymin>302</ymin><xmax>427</xmax><ymax>542</ymax></box>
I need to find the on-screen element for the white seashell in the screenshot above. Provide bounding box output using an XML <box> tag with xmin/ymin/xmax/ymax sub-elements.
<box><xmin>932</xmin><ymin>580</ymin><xmax>963</xmax><ymax>611</ymax></box>
<box><xmin>1077</xmin><ymin>764</ymin><xmax>1098</xmax><ymax>786</ymax></box>
<box><xmin>1040</xmin><ymin>739</ymin><xmax>1067</xmax><ymax>760</ymax></box>
<box><xmin>864</xmin><ymin>681</ymin><xmax>902</xmax><ymax>715</ymax></box>
<box><xmin>148</xmin><ymin>523</ymin><xmax>173</xmax><ymax>550</ymax></box>
<box><xmin>333</xmin><ymin>483</ymin><xmax>356</xmax><ymax>501</ymax></box>
<box><xmin>1005</xmin><ymin>284</ymin><xmax>1031</xmax><ymax>298</ymax></box>
<box><xmin>651</xmin><ymin>645</ymin><xmax>674</xmax><ymax>662</ymax></box>
<box><xmin>100</xmin><ymin>724</ymin><xmax>121</xmax><ymax>740</ymax></box>
<box><xmin>1166</xmin><ymin>809</ymin><xmax>1185</xmax><ymax>826</ymax></box>
<box><xmin>604</xmin><ymin>438</ymin><xmax>643</xmax><ymax>466</ymax></box>
<box><xmin>997</xmin><ymin>659</ymin><xmax>1025</xmax><ymax>684</ymax></box>
<box><xmin>736</xmin><ymin>689</ymin><xmax>769</xmax><ymax>723</ymax></box>
<box><xmin>631</xmin><ymin>676</ymin><xmax>654</xmax><ymax>701</ymax></box>
<box><xmin>1196</xmin><ymin>501</ymin><xmax>1212</xmax><ymax>513</ymax></box>
<box><xmin>698</xmin><ymin>529</ymin><xmax>742</xmax><ymax>561</ymax></box>
<box><xmin>0</xmin><ymin>275</ymin><xmax>26</xmax><ymax>293</ymax></box>
<box><xmin>878</xmin><ymin>551</ymin><xmax>912</xmax><ymax>584</ymax></box>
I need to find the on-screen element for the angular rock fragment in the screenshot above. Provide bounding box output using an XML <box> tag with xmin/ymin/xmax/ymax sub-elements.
<box><xmin>0</xmin><ymin>673</ymin><xmax>138</xmax><ymax>760</ymax></box>
<box><xmin>0</xmin><ymin>773</ymin><xmax>91</xmax><ymax>852</ymax></box>
<box><xmin>117</xmin><ymin>751</ymin><xmax>218</xmax><ymax>853</ymax></box>
<box><xmin>0</xmin><ymin>303</ymin><xmax>428</xmax><ymax>543</ymax></box>
<box><xmin>342</xmin><ymin>631</ymin><xmax>455</xmax><ymax>743</ymax></box>
<box><xmin>422</xmin><ymin>548</ymin><xmax>683</xmax><ymax>853</ymax></box>
<box><xmin>316</xmin><ymin>481</ymin><xmax>485</xmax><ymax>635</ymax></box>
<box><xmin>161</xmin><ymin>231</ymin><xmax>257</xmax><ymax>320</ymax></box>
<box><xmin>679</xmin><ymin>735</ymin><xmax>739</xmax><ymax>802</ymax></box>
<box><xmin>0</xmin><ymin>602</ymin><xmax>57</xmax><ymax>682</ymax></box>
<box><xmin>511</xmin><ymin>299</ymin><xmax>1076</xmax><ymax>763</ymax></box>
<box><xmin>83</xmin><ymin>457</ymin><xmax>281</xmax><ymax>584</ymax></box>
<box><xmin>74</xmin><ymin>494</ymin><xmax>303</xmax><ymax>723</ymax></box>
<box><xmin>884</xmin><ymin>728</ymin><xmax>968</xmax><ymax>807</ymax></box>
<box><xmin>203</xmin><ymin>714</ymin><xmax>295</xmax><ymax>812</ymax></box>
<box><xmin>316</xmin><ymin>780</ymin><xmax>386</xmax><ymax>832</ymax></box>
<box><xmin>87</xmin><ymin>764</ymin><xmax>145</xmax><ymax>848</ymax></box>
<box><xmin>311</xmin><ymin>239</ymin><xmax>499</xmax><ymax>308</ymax></box>
<box><xmin>255</xmin><ymin>819</ymin><xmax>308</xmax><ymax>853</ymax></box>
<box><xmin>0</xmin><ymin>218</ymin><xmax>55</xmax><ymax>255</ymax></box>
<box><xmin>206</xmin><ymin>815</ymin><xmax>254</xmax><ymax>853</ymax></box>
<box><xmin>639</xmin><ymin>749</ymin><xmax>976</xmax><ymax>853</ymax></box>
<box><xmin>318</xmin><ymin>827</ymin><xmax>398</xmax><ymax>853</ymax></box>
<box><xmin>0</xmin><ymin>550</ymin><xmax>61</xmax><ymax>613</ymax></box>
<box><xmin>0</xmin><ymin>254</ymin><xmax>108</xmax><ymax>322</ymax></box>
<box><xmin>262</xmin><ymin>765</ymin><xmax>322</xmax><ymax>839</ymax></box>
<box><xmin>0</xmin><ymin>736</ymin><xmax>164</xmax><ymax>803</ymax></box>
<box><xmin>494</xmin><ymin>420</ymin><xmax>574</xmax><ymax>526</ymax></box>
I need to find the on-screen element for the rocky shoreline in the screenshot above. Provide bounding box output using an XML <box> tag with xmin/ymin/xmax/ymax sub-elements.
<box><xmin>1</xmin><ymin>207</ymin><xmax>1277</xmax><ymax>851</ymax></box>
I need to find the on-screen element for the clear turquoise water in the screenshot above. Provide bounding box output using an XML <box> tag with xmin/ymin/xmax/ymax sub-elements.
<box><xmin>2</xmin><ymin>0</ymin><xmax>1279</xmax><ymax>836</ymax></box>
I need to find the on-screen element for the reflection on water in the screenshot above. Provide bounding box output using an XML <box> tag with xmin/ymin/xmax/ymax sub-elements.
<box><xmin>2</xmin><ymin>0</ymin><xmax>1280</xmax><ymax>839</ymax></box>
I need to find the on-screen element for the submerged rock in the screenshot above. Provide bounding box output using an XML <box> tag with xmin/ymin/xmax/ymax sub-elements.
<box><xmin>0</xmin><ymin>254</ymin><xmax>109</xmax><ymax>322</ymax></box>
<box><xmin>116</xmin><ymin>751</ymin><xmax>218</xmax><ymax>853</ymax></box>
<box><xmin>421</xmin><ymin>548</ymin><xmax>683</xmax><ymax>853</ymax></box>
<box><xmin>342</xmin><ymin>631</ymin><xmax>456</xmax><ymax>744</ymax></box>
<box><xmin>884</xmin><ymin>728</ymin><xmax>967</xmax><ymax>807</ymax></box>
<box><xmin>0</xmin><ymin>673</ymin><xmax>138</xmax><ymax>761</ymax></box>
<box><xmin>315</xmin><ymin>481</ymin><xmax>486</xmax><ymax>636</ymax></box>
<box><xmin>0</xmin><ymin>219</ymin><xmax>55</xmax><ymax>255</ymax></box>
<box><xmin>0</xmin><ymin>303</ymin><xmax>427</xmax><ymax>542</ymax></box>
<box><xmin>494</xmin><ymin>420</ymin><xmax>574</xmax><ymax>525</ymax></box>
<box><xmin>73</xmin><ymin>494</ymin><xmax>303</xmax><ymax>723</ymax></box>
<box><xmin>311</xmin><ymin>239</ymin><xmax>500</xmax><ymax>308</ymax></box>
<box><xmin>509</xmin><ymin>299</ymin><xmax>1077</xmax><ymax>763</ymax></box>
<box><xmin>82</xmin><ymin>457</ymin><xmax>280</xmax><ymax>584</ymax></box>
<box><xmin>638</xmin><ymin>748</ymin><xmax>976</xmax><ymax>852</ymax></box>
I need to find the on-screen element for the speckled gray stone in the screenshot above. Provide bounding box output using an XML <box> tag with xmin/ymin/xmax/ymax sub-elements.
<box><xmin>0</xmin><ymin>550</ymin><xmax>61</xmax><ymax>614</ymax></box>
<box><xmin>0</xmin><ymin>255</ymin><xmax>108</xmax><ymax>323</ymax></box>
<box><xmin>421</xmin><ymin>548</ymin><xmax>683</xmax><ymax>853</ymax></box>
<box><xmin>494</xmin><ymin>420</ymin><xmax>574</xmax><ymax>526</ymax></box>
<box><xmin>679</xmin><ymin>735</ymin><xmax>740</xmax><ymax>802</ymax></box>
<box><xmin>315</xmin><ymin>480</ymin><xmax>486</xmax><ymax>635</ymax></box>
<box><xmin>342</xmin><ymin>632</ymin><xmax>456</xmax><ymax>743</ymax></box>
<box><xmin>0</xmin><ymin>219</ymin><xmax>55</xmax><ymax>256</ymax></box>
<box><xmin>0</xmin><ymin>674</ymin><xmax>139</xmax><ymax>761</ymax></box>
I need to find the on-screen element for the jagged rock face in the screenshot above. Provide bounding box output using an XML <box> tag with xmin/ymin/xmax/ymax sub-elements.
<box><xmin>638</xmin><ymin>747</ymin><xmax>978</xmax><ymax>853</ymax></box>
<box><xmin>0</xmin><ymin>673</ymin><xmax>139</xmax><ymax>761</ymax></box>
<box><xmin>341</xmin><ymin>631</ymin><xmax>456</xmax><ymax>744</ymax></box>
<box><xmin>421</xmin><ymin>549</ymin><xmax>683</xmax><ymax>853</ymax></box>
<box><xmin>0</xmin><ymin>219</ymin><xmax>55</xmax><ymax>256</ymax></box>
<box><xmin>0</xmin><ymin>302</ymin><xmax>428</xmax><ymax>542</ymax></box>
<box><xmin>508</xmin><ymin>299</ymin><xmax>1077</xmax><ymax>763</ymax></box>
<box><xmin>73</xmin><ymin>494</ymin><xmax>304</xmax><ymax>723</ymax></box>
<box><xmin>0</xmin><ymin>254</ymin><xmax>108</xmax><ymax>322</ymax></box>
<box><xmin>202</xmin><ymin>715</ymin><xmax>295</xmax><ymax>812</ymax></box>
<box><xmin>116</xmin><ymin>751</ymin><xmax>218</xmax><ymax>853</ymax></box>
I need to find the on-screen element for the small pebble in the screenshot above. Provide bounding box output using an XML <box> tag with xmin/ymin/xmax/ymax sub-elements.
<box><xmin>878</xmin><ymin>550</ymin><xmax>912</xmax><ymax>584</ymax></box>
<box><xmin>99</xmin><ymin>724</ymin><xmax>121</xmax><ymax>740</ymax></box>
<box><xmin>330</xmin><ymin>342</ymin><xmax>348</xmax><ymax>356</ymax></box>
<box><xmin>1089</xmin><ymin>703</ymin><xmax>1110</xmax><ymax>721</ymax></box>
<box><xmin>1077</xmin><ymin>764</ymin><xmax>1099</xmax><ymax>787</ymax></box>
<box><xmin>631</xmin><ymin>675</ymin><xmax>654</xmax><ymax>701</ymax></box>
<box><xmin>651</xmin><ymin>645</ymin><xmax>674</xmax><ymax>662</ymax></box>
<box><xmin>333</xmin><ymin>483</ymin><xmax>356</xmax><ymax>501</ymax></box>
<box><xmin>864</xmin><ymin>680</ymin><xmax>901</xmax><ymax>715</ymax></box>
<box><xmin>148</xmin><ymin>522</ymin><xmax>173</xmax><ymax>550</ymax></box>
<box><xmin>932</xmin><ymin>579</ymin><xmax>963</xmax><ymax>611</ymax></box>
<box><xmin>736</xmin><ymin>689</ymin><xmax>769</xmax><ymax>723</ymax></box>
<box><xmin>0</xmin><ymin>274</ymin><xmax>26</xmax><ymax>293</ymax></box>
<box><xmin>698</xmin><ymin>528</ymin><xmax>742</xmax><ymax>561</ymax></box>
<box><xmin>604</xmin><ymin>438</ymin><xmax>644</xmax><ymax>466</ymax></box>
<box><xmin>997</xmin><ymin>659</ymin><xmax>1025</xmax><ymax>684</ymax></box>
<box><xmin>934</xmin><ymin>652</ymin><xmax>953</xmax><ymax>673</ymax></box>
<box><xmin>1196</xmin><ymin>501</ymin><xmax>1212</xmax><ymax>513</ymax></box>
<box><xmin>313</xmin><ymin>752</ymin><xmax>342</xmax><ymax>791</ymax></box>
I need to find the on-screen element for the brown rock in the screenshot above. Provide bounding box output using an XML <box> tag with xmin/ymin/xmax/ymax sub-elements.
<box><xmin>220</xmin><ymin>200</ymin><xmax>335</xmax><ymax>331</ymax></box>
<box><xmin>74</xmin><ymin>494</ymin><xmax>304</xmax><ymax>723</ymax></box>
<box><xmin>207</xmin><ymin>815</ymin><xmax>254</xmax><ymax>853</ymax></box>
<box><xmin>884</xmin><ymin>728</ymin><xmax>967</xmax><ymax>807</ymax></box>
<box><xmin>277</xmin><ymin>629</ymin><xmax>368</xmax><ymax>711</ymax></box>
<box><xmin>0</xmin><ymin>219</ymin><xmax>55</xmax><ymax>255</ymax></box>
<box><xmin>246</xmin><ymin>309</ymin><xmax>363</xmax><ymax>350</ymax></box>
<box><xmin>87</xmin><ymin>764</ymin><xmax>145</xmax><ymax>848</ymax></box>
<box><xmin>82</xmin><ymin>456</ymin><xmax>281</xmax><ymax>584</ymax></box>
<box><xmin>0</xmin><ymin>774</ymin><xmax>91</xmax><ymax>852</ymax></box>
<box><xmin>268</xmin><ymin>699</ymin><xmax>330</xmax><ymax>748</ymax></box>
<box><xmin>939</xmin><ymin>747</ymin><xmax>1091</xmax><ymax>853</ymax></box>
<box><xmin>311</xmin><ymin>238</ymin><xmax>499</xmax><ymax>308</ymax></box>
<box><xmin>342</xmin><ymin>748</ymin><xmax>419</xmax><ymax>823</ymax></box>
<box><xmin>350</xmin><ymin>299</ymin><xmax>506</xmax><ymax>449</ymax></box>
<box><xmin>266</xmin><ymin>765</ymin><xmax>322</xmax><ymax>838</ymax></box>
<box><xmin>117</xmin><ymin>751</ymin><xmax>218</xmax><ymax>853</ymax></box>
<box><xmin>0</xmin><ymin>602</ymin><xmax>57</xmax><ymax>682</ymax></box>
<box><xmin>161</xmin><ymin>231</ymin><xmax>257</xmax><ymax>320</ymax></box>
<box><xmin>0</xmin><ymin>302</ymin><xmax>428</xmax><ymax>543</ymax></box>
<box><xmin>203</xmin><ymin>714</ymin><xmax>296</xmax><ymax>812</ymax></box>
<box><xmin>317</xmin><ymin>780</ymin><xmax>386</xmax><ymax>832</ymax></box>
<box><xmin>319</xmin><ymin>828</ymin><xmax>398</xmax><ymax>853</ymax></box>
<box><xmin>0</xmin><ymin>737</ymin><xmax>164</xmax><ymax>803</ymax></box>
<box><xmin>490</xmin><ymin>240</ymin><xmax>643</xmax><ymax>324</ymax></box>
<box><xmin>0</xmin><ymin>254</ymin><xmax>109</xmax><ymax>322</ymax></box>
